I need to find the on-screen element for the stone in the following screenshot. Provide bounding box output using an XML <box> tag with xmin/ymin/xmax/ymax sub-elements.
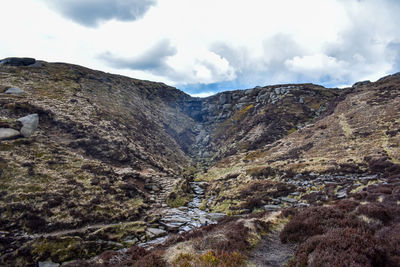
<box><xmin>18</xmin><ymin>114</ymin><xmax>39</xmax><ymax>137</ymax></box>
<box><xmin>238</xmin><ymin>96</ymin><xmax>248</xmax><ymax>103</ymax></box>
<box><xmin>222</xmin><ymin>104</ymin><xmax>232</xmax><ymax>110</ymax></box>
<box><xmin>146</xmin><ymin>227</ymin><xmax>167</xmax><ymax>238</ymax></box>
<box><xmin>219</xmin><ymin>93</ymin><xmax>231</xmax><ymax>104</ymax></box>
<box><xmin>336</xmin><ymin>190</ymin><xmax>347</xmax><ymax>199</ymax></box>
<box><xmin>0</xmin><ymin>57</ymin><xmax>36</xmax><ymax>66</ymax></box>
<box><xmin>0</xmin><ymin>128</ymin><xmax>20</xmax><ymax>140</ymax></box>
<box><xmin>258</xmin><ymin>93</ymin><xmax>270</xmax><ymax>102</ymax></box>
<box><xmin>206</xmin><ymin>212</ymin><xmax>225</xmax><ymax>221</ymax></box>
<box><xmin>245</xmin><ymin>88</ymin><xmax>254</xmax><ymax>95</ymax></box>
<box><xmin>123</xmin><ymin>237</ymin><xmax>139</xmax><ymax>245</ymax></box>
<box><xmin>236</xmin><ymin>103</ymin><xmax>244</xmax><ymax>110</ymax></box>
<box><xmin>38</xmin><ymin>261</ymin><xmax>60</xmax><ymax>267</ymax></box>
<box><xmin>4</xmin><ymin>87</ymin><xmax>24</xmax><ymax>95</ymax></box>
<box><xmin>280</xmin><ymin>197</ymin><xmax>296</xmax><ymax>203</ymax></box>
<box><xmin>263</xmin><ymin>204</ymin><xmax>280</xmax><ymax>211</ymax></box>
<box><xmin>295</xmin><ymin>203</ymin><xmax>310</xmax><ymax>208</ymax></box>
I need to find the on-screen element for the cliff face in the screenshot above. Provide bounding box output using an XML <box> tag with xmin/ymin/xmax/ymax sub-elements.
<box><xmin>1</xmin><ymin>59</ymin><xmax>399</xmax><ymax>266</ymax></box>
<box><xmin>183</xmin><ymin>84</ymin><xmax>340</xmax><ymax>163</ymax></box>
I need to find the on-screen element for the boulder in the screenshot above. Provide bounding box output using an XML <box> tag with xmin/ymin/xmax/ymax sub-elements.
<box><xmin>258</xmin><ymin>93</ymin><xmax>270</xmax><ymax>102</ymax></box>
<box><xmin>38</xmin><ymin>261</ymin><xmax>60</xmax><ymax>267</ymax></box>
<box><xmin>4</xmin><ymin>87</ymin><xmax>24</xmax><ymax>95</ymax></box>
<box><xmin>0</xmin><ymin>57</ymin><xmax>36</xmax><ymax>66</ymax></box>
<box><xmin>219</xmin><ymin>93</ymin><xmax>231</xmax><ymax>104</ymax></box>
<box><xmin>0</xmin><ymin>128</ymin><xmax>20</xmax><ymax>140</ymax></box>
<box><xmin>245</xmin><ymin>88</ymin><xmax>254</xmax><ymax>95</ymax></box>
<box><xmin>222</xmin><ymin>104</ymin><xmax>232</xmax><ymax>110</ymax></box>
<box><xmin>17</xmin><ymin>114</ymin><xmax>39</xmax><ymax>137</ymax></box>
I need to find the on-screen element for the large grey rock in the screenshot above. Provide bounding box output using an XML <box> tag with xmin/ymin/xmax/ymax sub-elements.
<box><xmin>38</xmin><ymin>261</ymin><xmax>60</xmax><ymax>267</ymax></box>
<box><xmin>206</xmin><ymin>212</ymin><xmax>226</xmax><ymax>221</ymax></box>
<box><xmin>17</xmin><ymin>114</ymin><xmax>39</xmax><ymax>137</ymax></box>
<box><xmin>263</xmin><ymin>204</ymin><xmax>281</xmax><ymax>211</ymax></box>
<box><xmin>0</xmin><ymin>128</ymin><xmax>20</xmax><ymax>140</ymax></box>
<box><xmin>4</xmin><ymin>87</ymin><xmax>24</xmax><ymax>95</ymax></box>
<box><xmin>245</xmin><ymin>88</ymin><xmax>254</xmax><ymax>95</ymax></box>
<box><xmin>219</xmin><ymin>93</ymin><xmax>231</xmax><ymax>104</ymax></box>
<box><xmin>146</xmin><ymin>227</ymin><xmax>167</xmax><ymax>238</ymax></box>
<box><xmin>222</xmin><ymin>104</ymin><xmax>232</xmax><ymax>110</ymax></box>
<box><xmin>258</xmin><ymin>93</ymin><xmax>270</xmax><ymax>102</ymax></box>
<box><xmin>238</xmin><ymin>96</ymin><xmax>248</xmax><ymax>103</ymax></box>
<box><xmin>0</xmin><ymin>57</ymin><xmax>36</xmax><ymax>66</ymax></box>
<box><xmin>280</xmin><ymin>197</ymin><xmax>297</xmax><ymax>203</ymax></box>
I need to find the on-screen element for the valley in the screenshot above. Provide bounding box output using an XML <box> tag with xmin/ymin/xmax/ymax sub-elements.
<box><xmin>0</xmin><ymin>58</ymin><xmax>399</xmax><ymax>266</ymax></box>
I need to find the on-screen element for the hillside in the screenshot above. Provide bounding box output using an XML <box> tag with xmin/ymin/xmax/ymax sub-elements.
<box><xmin>0</xmin><ymin>58</ymin><xmax>399</xmax><ymax>266</ymax></box>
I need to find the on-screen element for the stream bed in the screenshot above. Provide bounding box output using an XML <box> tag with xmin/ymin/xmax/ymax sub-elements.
<box><xmin>138</xmin><ymin>181</ymin><xmax>225</xmax><ymax>248</ymax></box>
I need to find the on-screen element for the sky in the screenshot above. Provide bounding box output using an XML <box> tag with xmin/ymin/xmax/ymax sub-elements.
<box><xmin>1</xmin><ymin>0</ymin><xmax>400</xmax><ymax>97</ymax></box>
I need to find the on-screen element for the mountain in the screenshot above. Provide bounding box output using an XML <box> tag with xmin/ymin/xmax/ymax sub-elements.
<box><xmin>0</xmin><ymin>58</ymin><xmax>399</xmax><ymax>266</ymax></box>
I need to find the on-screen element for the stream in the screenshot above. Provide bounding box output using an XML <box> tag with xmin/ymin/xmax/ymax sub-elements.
<box><xmin>138</xmin><ymin>181</ymin><xmax>225</xmax><ymax>248</ymax></box>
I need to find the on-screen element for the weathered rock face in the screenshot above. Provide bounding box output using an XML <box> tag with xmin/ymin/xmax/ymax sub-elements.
<box><xmin>0</xmin><ymin>57</ymin><xmax>36</xmax><ymax>66</ymax></box>
<box><xmin>183</xmin><ymin>84</ymin><xmax>340</xmax><ymax>163</ymax></box>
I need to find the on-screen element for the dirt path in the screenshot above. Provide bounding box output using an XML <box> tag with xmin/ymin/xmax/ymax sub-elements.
<box><xmin>247</xmin><ymin>229</ymin><xmax>296</xmax><ymax>267</ymax></box>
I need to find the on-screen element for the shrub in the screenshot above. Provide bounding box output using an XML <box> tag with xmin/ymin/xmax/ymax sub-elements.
<box><xmin>289</xmin><ymin>228</ymin><xmax>385</xmax><ymax>267</ymax></box>
<box><xmin>356</xmin><ymin>203</ymin><xmax>391</xmax><ymax>224</ymax></box>
<box><xmin>280</xmin><ymin>206</ymin><xmax>367</xmax><ymax>243</ymax></box>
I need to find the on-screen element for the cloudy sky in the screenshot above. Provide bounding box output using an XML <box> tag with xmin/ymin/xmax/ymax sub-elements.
<box><xmin>1</xmin><ymin>0</ymin><xmax>399</xmax><ymax>96</ymax></box>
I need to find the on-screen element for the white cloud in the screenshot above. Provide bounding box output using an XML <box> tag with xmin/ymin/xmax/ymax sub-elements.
<box><xmin>189</xmin><ymin>92</ymin><xmax>216</xmax><ymax>98</ymax></box>
<box><xmin>42</xmin><ymin>0</ymin><xmax>156</xmax><ymax>27</ymax></box>
<box><xmin>0</xmin><ymin>0</ymin><xmax>400</xmax><ymax>93</ymax></box>
<box><xmin>285</xmin><ymin>54</ymin><xmax>347</xmax><ymax>79</ymax></box>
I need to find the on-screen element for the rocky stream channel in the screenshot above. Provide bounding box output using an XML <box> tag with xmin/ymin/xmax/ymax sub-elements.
<box><xmin>138</xmin><ymin>181</ymin><xmax>225</xmax><ymax>249</ymax></box>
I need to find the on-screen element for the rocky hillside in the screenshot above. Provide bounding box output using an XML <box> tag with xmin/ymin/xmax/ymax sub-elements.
<box><xmin>1</xmin><ymin>58</ymin><xmax>399</xmax><ymax>266</ymax></box>
<box><xmin>195</xmin><ymin>73</ymin><xmax>400</xmax><ymax>215</ymax></box>
<box><xmin>185</xmin><ymin>83</ymin><xmax>339</xmax><ymax>163</ymax></box>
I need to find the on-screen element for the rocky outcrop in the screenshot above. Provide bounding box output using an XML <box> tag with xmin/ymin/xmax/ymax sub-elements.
<box><xmin>183</xmin><ymin>84</ymin><xmax>340</xmax><ymax>162</ymax></box>
<box><xmin>0</xmin><ymin>57</ymin><xmax>36</xmax><ymax>66</ymax></box>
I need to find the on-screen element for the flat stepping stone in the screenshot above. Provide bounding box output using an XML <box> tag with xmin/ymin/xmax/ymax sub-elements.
<box><xmin>0</xmin><ymin>128</ymin><xmax>20</xmax><ymax>140</ymax></box>
<box><xmin>4</xmin><ymin>87</ymin><xmax>24</xmax><ymax>95</ymax></box>
<box><xmin>263</xmin><ymin>205</ymin><xmax>281</xmax><ymax>211</ymax></box>
<box><xmin>146</xmin><ymin>227</ymin><xmax>167</xmax><ymax>238</ymax></box>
